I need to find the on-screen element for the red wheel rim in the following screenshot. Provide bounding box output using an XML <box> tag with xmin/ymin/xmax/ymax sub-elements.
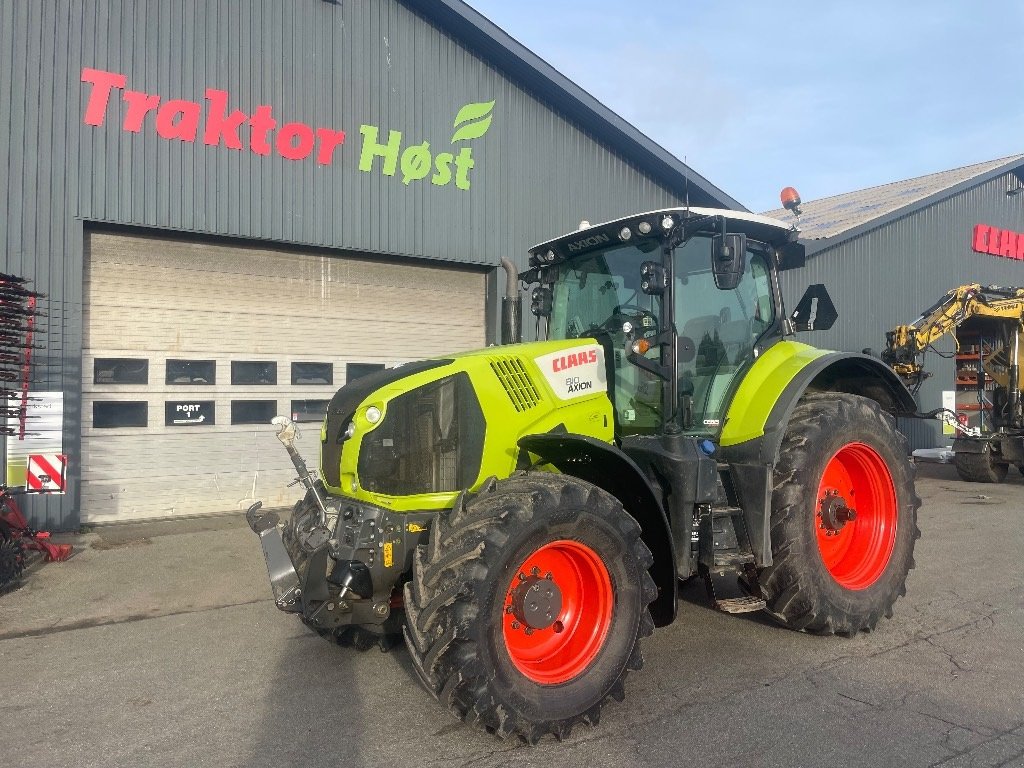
<box><xmin>502</xmin><ymin>539</ymin><xmax>613</xmax><ymax>685</ymax></box>
<box><xmin>815</xmin><ymin>442</ymin><xmax>898</xmax><ymax>590</ymax></box>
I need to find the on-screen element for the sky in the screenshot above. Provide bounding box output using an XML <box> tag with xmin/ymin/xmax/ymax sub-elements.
<box><xmin>463</xmin><ymin>0</ymin><xmax>1024</xmax><ymax>213</ymax></box>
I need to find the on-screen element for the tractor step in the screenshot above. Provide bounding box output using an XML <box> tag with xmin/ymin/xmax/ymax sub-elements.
<box><xmin>711</xmin><ymin>504</ymin><xmax>743</xmax><ymax>518</ymax></box>
<box><xmin>713</xmin><ymin>595</ymin><xmax>767</xmax><ymax>614</ymax></box>
<box><xmin>713</xmin><ymin>551</ymin><xmax>755</xmax><ymax>568</ymax></box>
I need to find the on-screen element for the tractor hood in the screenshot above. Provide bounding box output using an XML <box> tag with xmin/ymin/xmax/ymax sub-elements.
<box><xmin>318</xmin><ymin>339</ymin><xmax>614</xmax><ymax>512</ymax></box>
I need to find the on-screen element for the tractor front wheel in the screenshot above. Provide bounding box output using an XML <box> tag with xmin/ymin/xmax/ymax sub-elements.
<box><xmin>403</xmin><ymin>473</ymin><xmax>656</xmax><ymax>742</ymax></box>
<box><xmin>759</xmin><ymin>393</ymin><xmax>920</xmax><ymax>636</ymax></box>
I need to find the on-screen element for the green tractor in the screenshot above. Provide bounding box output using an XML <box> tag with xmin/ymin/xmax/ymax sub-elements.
<box><xmin>248</xmin><ymin>207</ymin><xmax>920</xmax><ymax>742</ymax></box>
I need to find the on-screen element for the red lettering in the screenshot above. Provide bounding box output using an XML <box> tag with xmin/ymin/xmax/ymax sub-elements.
<box><xmin>999</xmin><ymin>230</ymin><xmax>1018</xmax><ymax>258</ymax></box>
<box><xmin>80</xmin><ymin>67</ymin><xmax>127</xmax><ymax>126</ymax></box>
<box><xmin>1017</xmin><ymin>235</ymin><xmax>1024</xmax><ymax>261</ymax></box>
<box><xmin>248</xmin><ymin>105</ymin><xmax>277</xmax><ymax>156</ymax></box>
<box><xmin>155</xmin><ymin>99</ymin><xmax>200</xmax><ymax>141</ymax></box>
<box><xmin>277</xmin><ymin>122</ymin><xmax>315</xmax><ymax>161</ymax></box>
<box><xmin>972</xmin><ymin>223</ymin><xmax>990</xmax><ymax>253</ymax></box>
<box><xmin>552</xmin><ymin>357</ymin><xmax>562</xmax><ymax>373</ymax></box>
<box><xmin>987</xmin><ymin>227</ymin><xmax>1003</xmax><ymax>256</ymax></box>
<box><xmin>122</xmin><ymin>90</ymin><xmax>161</xmax><ymax>133</ymax></box>
<box><xmin>588</xmin><ymin>349</ymin><xmax>598</xmax><ymax>363</ymax></box>
<box><xmin>316</xmin><ymin>127</ymin><xmax>347</xmax><ymax>165</ymax></box>
<box><xmin>203</xmin><ymin>88</ymin><xmax>247</xmax><ymax>150</ymax></box>
<box><xmin>81</xmin><ymin>67</ymin><xmax>349</xmax><ymax>166</ymax></box>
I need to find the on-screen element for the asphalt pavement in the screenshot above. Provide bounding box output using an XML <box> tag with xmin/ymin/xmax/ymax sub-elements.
<box><xmin>1</xmin><ymin>463</ymin><xmax>1022</xmax><ymax>768</ymax></box>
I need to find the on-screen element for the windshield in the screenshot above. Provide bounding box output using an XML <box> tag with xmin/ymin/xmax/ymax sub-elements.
<box><xmin>548</xmin><ymin>241</ymin><xmax>664</xmax><ymax>433</ymax></box>
<box><xmin>675</xmin><ymin>237</ymin><xmax>775</xmax><ymax>432</ymax></box>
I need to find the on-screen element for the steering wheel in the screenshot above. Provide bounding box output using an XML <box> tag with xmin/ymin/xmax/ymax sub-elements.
<box><xmin>603</xmin><ymin>304</ymin><xmax>659</xmax><ymax>336</ymax></box>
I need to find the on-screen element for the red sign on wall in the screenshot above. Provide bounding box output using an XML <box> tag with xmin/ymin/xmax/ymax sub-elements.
<box><xmin>972</xmin><ymin>224</ymin><xmax>1024</xmax><ymax>260</ymax></box>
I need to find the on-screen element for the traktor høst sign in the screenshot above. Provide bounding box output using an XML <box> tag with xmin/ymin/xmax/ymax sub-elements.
<box><xmin>80</xmin><ymin>67</ymin><xmax>493</xmax><ymax>191</ymax></box>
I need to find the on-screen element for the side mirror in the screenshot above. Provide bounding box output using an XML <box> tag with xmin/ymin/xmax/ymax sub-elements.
<box><xmin>790</xmin><ymin>284</ymin><xmax>838</xmax><ymax>331</ymax></box>
<box><xmin>711</xmin><ymin>233</ymin><xmax>746</xmax><ymax>290</ymax></box>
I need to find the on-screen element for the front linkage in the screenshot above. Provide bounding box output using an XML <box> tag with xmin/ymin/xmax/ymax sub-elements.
<box><xmin>247</xmin><ymin>417</ymin><xmax>429</xmax><ymax>642</ymax></box>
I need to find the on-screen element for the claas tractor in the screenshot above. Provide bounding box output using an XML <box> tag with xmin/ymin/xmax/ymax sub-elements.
<box><xmin>248</xmin><ymin>207</ymin><xmax>921</xmax><ymax>742</ymax></box>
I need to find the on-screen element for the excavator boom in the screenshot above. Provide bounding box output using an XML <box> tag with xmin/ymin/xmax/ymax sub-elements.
<box><xmin>883</xmin><ymin>284</ymin><xmax>1024</xmax><ymax>483</ymax></box>
<box><xmin>883</xmin><ymin>284</ymin><xmax>1024</xmax><ymax>379</ymax></box>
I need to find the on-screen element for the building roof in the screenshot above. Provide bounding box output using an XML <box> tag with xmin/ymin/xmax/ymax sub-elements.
<box><xmin>761</xmin><ymin>155</ymin><xmax>1024</xmax><ymax>246</ymax></box>
<box><xmin>401</xmin><ymin>0</ymin><xmax>744</xmax><ymax>211</ymax></box>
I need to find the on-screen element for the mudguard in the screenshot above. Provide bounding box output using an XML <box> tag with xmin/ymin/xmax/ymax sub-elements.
<box><xmin>717</xmin><ymin>345</ymin><xmax>917</xmax><ymax>567</ymax></box>
<box><xmin>721</xmin><ymin>342</ymin><xmax>916</xmax><ymax>463</ymax></box>
<box><xmin>518</xmin><ymin>432</ymin><xmax>677</xmax><ymax>627</ymax></box>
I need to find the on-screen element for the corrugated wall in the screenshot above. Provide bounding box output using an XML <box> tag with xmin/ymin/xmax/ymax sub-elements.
<box><xmin>780</xmin><ymin>172</ymin><xmax>1024</xmax><ymax>449</ymax></box>
<box><xmin>0</xmin><ymin>0</ymin><xmax>691</xmax><ymax>528</ymax></box>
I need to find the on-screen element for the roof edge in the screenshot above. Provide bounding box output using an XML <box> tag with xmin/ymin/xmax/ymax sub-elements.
<box><xmin>803</xmin><ymin>157</ymin><xmax>1024</xmax><ymax>255</ymax></box>
<box><xmin>399</xmin><ymin>0</ymin><xmax>746</xmax><ymax>211</ymax></box>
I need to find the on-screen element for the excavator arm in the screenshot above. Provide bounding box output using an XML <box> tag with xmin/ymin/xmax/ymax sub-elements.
<box><xmin>882</xmin><ymin>284</ymin><xmax>1024</xmax><ymax>380</ymax></box>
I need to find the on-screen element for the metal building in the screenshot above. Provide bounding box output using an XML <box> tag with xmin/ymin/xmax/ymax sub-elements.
<box><xmin>768</xmin><ymin>155</ymin><xmax>1024</xmax><ymax>449</ymax></box>
<box><xmin>1</xmin><ymin>0</ymin><xmax>740</xmax><ymax>529</ymax></box>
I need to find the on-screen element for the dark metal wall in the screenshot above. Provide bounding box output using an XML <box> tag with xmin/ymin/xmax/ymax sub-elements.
<box><xmin>780</xmin><ymin>171</ymin><xmax>1024</xmax><ymax>449</ymax></box>
<box><xmin>1</xmin><ymin>0</ymin><xmax>697</xmax><ymax>529</ymax></box>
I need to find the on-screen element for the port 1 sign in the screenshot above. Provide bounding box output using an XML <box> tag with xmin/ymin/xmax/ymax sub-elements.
<box><xmin>165</xmin><ymin>401</ymin><xmax>215</xmax><ymax>426</ymax></box>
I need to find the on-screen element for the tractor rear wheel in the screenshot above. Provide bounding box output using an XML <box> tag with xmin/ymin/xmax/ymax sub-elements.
<box><xmin>403</xmin><ymin>473</ymin><xmax>656</xmax><ymax>743</ymax></box>
<box><xmin>759</xmin><ymin>393</ymin><xmax>920</xmax><ymax>636</ymax></box>
<box><xmin>953</xmin><ymin>450</ymin><xmax>1008</xmax><ymax>483</ymax></box>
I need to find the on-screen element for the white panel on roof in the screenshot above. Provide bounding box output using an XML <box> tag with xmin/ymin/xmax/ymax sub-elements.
<box><xmin>82</xmin><ymin>231</ymin><xmax>486</xmax><ymax>523</ymax></box>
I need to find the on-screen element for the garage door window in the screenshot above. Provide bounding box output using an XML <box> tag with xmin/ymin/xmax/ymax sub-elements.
<box><xmin>232</xmin><ymin>400</ymin><xmax>277</xmax><ymax>425</ymax></box>
<box><xmin>292</xmin><ymin>362</ymin><xmax>333</xmax><ymax>385</ymax></box>
<box><xmin>94</xmin><ymin>358</ymin><xmax>148</xmax><ymax>385</ymax></box>
<box><xmin>292</xmin><ymin>399</ymin><xmax>330</xmax><ymax>423</ymax></box>
<box><xmin>347</xmin><ymin>362</ymin><xmax>385</xmax><ymax>381</ymax></box>
<box><xmin>167</xmin><ymin>359</ymin><xmax>216</xmax><ymax>385</ymax></box>
<box><xmin>232</xmin><ymin>361</ymin><xmax>277</xmax><ymax>385</ymax></box>
<box><xmin>93</xmin><ymin>401</ymin><xmax>148</xmax><ymax>428</ymax></box>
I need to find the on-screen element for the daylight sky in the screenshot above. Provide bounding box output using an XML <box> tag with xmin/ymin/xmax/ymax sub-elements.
<box><xmin>463</xmin><ymin>0</ymin><xmax>1024</xmax><ymax>213</ymax></box>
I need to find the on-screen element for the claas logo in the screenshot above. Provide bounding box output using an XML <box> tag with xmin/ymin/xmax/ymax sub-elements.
<box><xmin>551</xmin><ymin>349</ymin><xmax>598</xmax><ymax>373</ymax></box>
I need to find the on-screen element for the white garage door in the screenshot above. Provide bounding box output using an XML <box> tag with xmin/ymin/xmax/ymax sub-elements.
<box><xmin>82</xmin><ymin>231</ymin><xmax>487</xmax><ymax>523</ymax></box>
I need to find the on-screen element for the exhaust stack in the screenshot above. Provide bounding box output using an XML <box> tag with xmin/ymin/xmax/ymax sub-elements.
<box><xmin>500</xmin><ymin>257</ymin><xmax>522</xmax><ymax>345</ymax></box>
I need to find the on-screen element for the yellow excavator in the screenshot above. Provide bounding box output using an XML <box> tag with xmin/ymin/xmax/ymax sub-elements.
<box><xmin>883</xmin><ymin>283</ymin><xmax>1024</xmax><ymax>482</ymax></box>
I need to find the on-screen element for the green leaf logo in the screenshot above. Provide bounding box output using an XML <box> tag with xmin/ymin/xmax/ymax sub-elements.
<box><xmin>451</xmin><ymin>100</ymin><xmax>495</xmax><ymax>142</ymax></box>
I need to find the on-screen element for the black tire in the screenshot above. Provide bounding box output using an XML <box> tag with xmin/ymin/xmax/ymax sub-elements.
<box><xmin>759</xmin><ymin>393</ymin><xmax>920</xmax><ymax>636</ymax></box>
<box><xmin>0</xmin><ymin>538</ymin><xmax>26</xmax><ymax>589</ymax></box>
<box><xmin>403</xmin><ymin>473</ymin><xmax>656</xmax><ymax>743</ymax></box>
<box><xmin>954</xmin><ymin>451</ymin><xmax>1008</xmax><ymax>483</ymax></box>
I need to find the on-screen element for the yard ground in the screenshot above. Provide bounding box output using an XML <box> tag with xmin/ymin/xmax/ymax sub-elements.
<box><xmin>1</xmin><ymin>463</ymin><xmax>1022</xmax><ymax>768</ymax></box>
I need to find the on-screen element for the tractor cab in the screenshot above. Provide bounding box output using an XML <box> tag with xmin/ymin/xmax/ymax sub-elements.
<box><xmin>526</xmin><ymin>208</ymin><xmax>804</xmax><ymax>437</ymax></box>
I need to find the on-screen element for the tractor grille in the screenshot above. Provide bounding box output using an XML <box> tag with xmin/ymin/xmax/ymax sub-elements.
<box><xmin>357</xmin><ymin>373</ymin><xmax>484</xmax><ymax>496</ymax></box>
<box><xmin>490</xmin><ymin>357</ymin><xmax>542</xmax><ymax>412</ymax></box>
